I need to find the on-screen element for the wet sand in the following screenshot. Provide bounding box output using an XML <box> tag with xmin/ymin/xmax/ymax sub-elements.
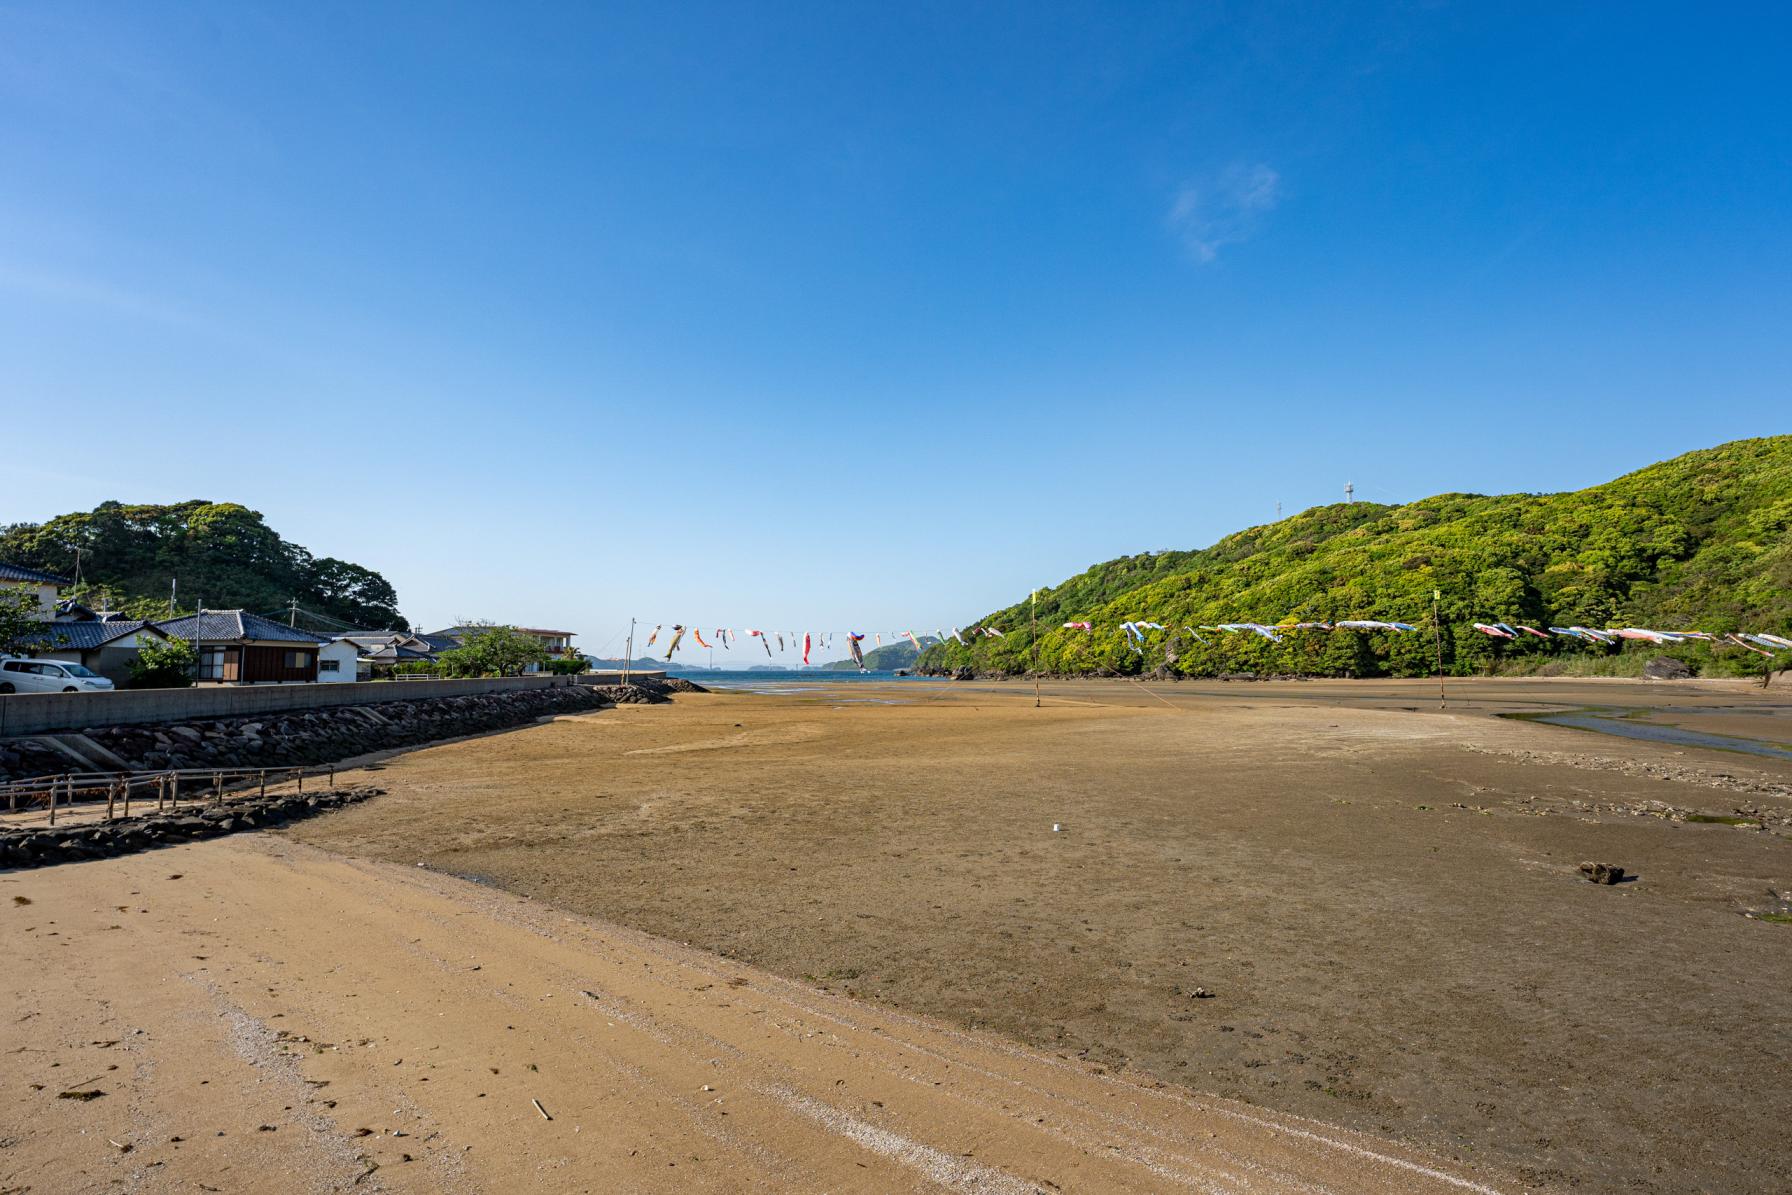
<box><xmin>1</xmin><ymin>837</ymin><xmax>1497</xmax><ymax>1194</ymax></box>
<box><xmin>291</xmin><ymin>677</ymin><xmax>1792</xmax><ymax>1193</ymax></box>
<box><xmin>6</xmin><ymin>677</ymin><xmax>1791</xmax><ymax>1192</ymax></box>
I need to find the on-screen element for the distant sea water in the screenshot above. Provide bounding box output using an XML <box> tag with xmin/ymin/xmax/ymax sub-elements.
<box><xmin>660</xmin><ymin>667</ymin><xmax>946</xmax><ymax>693</ymax></box>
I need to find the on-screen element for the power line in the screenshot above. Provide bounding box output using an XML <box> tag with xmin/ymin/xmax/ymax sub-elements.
<box><xmin>256</xmin><ymin>604</ymin><xmax>382</xmax><ymax>634</ymax></box>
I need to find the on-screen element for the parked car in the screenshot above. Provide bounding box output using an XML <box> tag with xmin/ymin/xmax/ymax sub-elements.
<box><xmin>0</xmin><ymin>657</ymin><xmax>116</xmax><ymax>693</ymax></box>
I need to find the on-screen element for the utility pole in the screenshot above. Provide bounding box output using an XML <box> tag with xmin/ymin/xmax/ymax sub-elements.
<box><xmin>623</xmin><ymin>618</ymin><xmax>635</xmax><ymax>684</ymax></box>
<box><xmin>169</xmin><ymin>577</ymin><xmax>178</xmax><ymax>617</ymax></box>
<box><xmin>289</xmin><ymin>596</ymin><xmax>299</xmax><ymax>627</ymax></box>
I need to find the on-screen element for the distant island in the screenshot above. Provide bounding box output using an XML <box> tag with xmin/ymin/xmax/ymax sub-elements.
<box><xmin>821</xmin><ymin>637</ymin><xmax>938</xmax><ymax>671</ymax></box>
<box><xmin>583</xmin><ymin>656</ymin><xmax>683</xmax><ymax>671</ymax></box>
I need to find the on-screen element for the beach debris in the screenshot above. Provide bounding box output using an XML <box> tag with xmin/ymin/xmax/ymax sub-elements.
<box><xmin>1191</xmin><ymin>987</ymin><xmax>1214</xmax><ymax>999</ymax></box>
<box><xmin>57</xmin><ymin>1088</ymin><xmax>105</xmax><ymax>1100</ymax></box>
<box><xmin>532</xmin><ymin>1098</ymin><xmax>552</xmax><ymax>1120</ymax></box>
<box><xmin>1052</xmin><ymin>823</ymin><xmax>1064</xmax><ymax>833</ymax></box>
<box><xmin>1579</xmin><ymin>862</ymin><xmax>1627</xmax><ymax>885</ymax></box>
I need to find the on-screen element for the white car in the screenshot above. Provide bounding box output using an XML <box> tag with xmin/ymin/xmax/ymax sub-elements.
<box><xmin>0</xmin><ymin>657</ymin><xmax>117</xmax><ymax>693</ymax></box>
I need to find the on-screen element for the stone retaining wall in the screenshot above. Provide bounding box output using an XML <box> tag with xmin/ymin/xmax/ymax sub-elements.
<box><xmin>86</xmin><ymin>685</ymin><xmax>614</xmax><ymax>779</ymax></box>
<box><xmin>1</xmin><ymin>678</ymin><xmax>704</xmax><ymax>783</ymax></box>
<box><xmin>0</xmin><ymin>674</ymin><xmax>595</xmax><ymax>737</ymax></box>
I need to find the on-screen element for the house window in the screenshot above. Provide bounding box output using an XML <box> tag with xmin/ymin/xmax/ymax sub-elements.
<box><xmin>319</xmin><ymin>659</ymin><xmax>340</xmax><ymax>673</ymax></box>
<box><xmin>284</xmin><ymin>650</ymin><xmax>312</xmax><ymax>670</ymax></box>
<box><xmin>197</xmin><ymin>647</ymin><xmax>239</xmax><ymax>681</ymax></box>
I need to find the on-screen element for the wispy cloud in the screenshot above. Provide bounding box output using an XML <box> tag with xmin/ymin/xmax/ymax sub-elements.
<box><xmin>1167</xmin><ymin>163</ymin><xmax>1282</xmax><ymax>262</ymax></box>
<box><xmin>0</xmin><ymin>263</ymin><xmax>206</xmax><ymax>329</ymax></box>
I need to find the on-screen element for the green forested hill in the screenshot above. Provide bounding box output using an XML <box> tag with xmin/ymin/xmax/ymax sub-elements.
<box><xmin>0</xmin><ymin>501</ymin><xmax>407</xmax><ymax>630</ymax></box>
<box><xmin>919</xmin><ymin>437</ymin><xmax>1792</xmax><ymax>679</ymax></box>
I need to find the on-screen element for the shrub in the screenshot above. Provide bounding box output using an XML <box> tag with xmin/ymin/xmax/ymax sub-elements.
<box><xmin>128</xmin><ymin>636</ymin><xmax>197</xmax><ymax>688</ymax></box>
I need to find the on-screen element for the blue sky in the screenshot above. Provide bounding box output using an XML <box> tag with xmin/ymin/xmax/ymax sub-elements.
<box><xmin>3</xmin><ymin>2</ymin><xmax>1788</xmax><ymax>655</ymax></box>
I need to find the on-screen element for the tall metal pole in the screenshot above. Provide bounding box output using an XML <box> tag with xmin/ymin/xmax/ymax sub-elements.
<box><xmin>1031</xmin><ymin>589</ymin><xmax>1040</xmax><ymax>708</ymax></box>
<box><xmin>623</xmin><ymin>619</ymin><xmax>635</xmax><ymax>684</ymax></box>
<box><xmin>1433</xmin><ymin>587</ymin><xmax>1446</xmax><ymax>709</ymax></box>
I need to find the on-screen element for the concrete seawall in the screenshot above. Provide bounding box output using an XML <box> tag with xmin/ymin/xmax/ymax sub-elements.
<box><xmin>0</xmin><ymin>672</ymin><xmax>666</xmax><ymax>736</ymax></box>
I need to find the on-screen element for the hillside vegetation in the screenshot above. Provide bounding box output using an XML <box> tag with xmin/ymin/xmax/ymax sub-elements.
<box><xmin>919</xmin><ymin>437</ymin><xmax>1792</xmax><ymax>679</ymax></box>
<box><xmin>1</xmin><ymin>501</ymin><xmax>407</xmax><ymax>631</ymax></box>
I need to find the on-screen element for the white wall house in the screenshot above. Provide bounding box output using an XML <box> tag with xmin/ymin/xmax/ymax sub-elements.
<box><xmin>1</xmin><ymin>562</ymin><xmax>70</xmax><ymax>619</ymax></box>
<box><xmin>317</xmin><ymin>637</ymin><xmax>360</xmax><ymax>683</ymax></box>
<box><xmin>428</xmin><ymin>624</ymin><xmax>578</xmax><ymax>673</ymax></box>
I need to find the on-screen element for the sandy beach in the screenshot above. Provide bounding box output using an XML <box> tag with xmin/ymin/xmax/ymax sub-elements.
<box><xmin>6</xmin><ymin>677</ymin><xmax>1791</xmax><ymax>1192</ymax></box>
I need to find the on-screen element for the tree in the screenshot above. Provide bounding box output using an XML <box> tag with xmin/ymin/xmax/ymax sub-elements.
<box><xmin>128</xmin><ymin>637</ymin><xmax>197</xmax><ymax>689</ymax></box>
<box><xmin>0</xmin><ymin>500</ymin><xmax>407</xmax><ymax>631</ymax></box>
<box><xmin>0</xmin><ymin>587</ymin><xmax>59</xmax><ymax>656</ymax></box>
<box><xmin>304</xmin><ymin>557</ymin><xmax>408</xmax><ymax>630</ymax></box>
<box><xmin>921</xmin><ymin>436</ymin><xmax>1792</xmax><ymax>680</ymax></box>
<box><xmin>435</xmin><ymin>625</ymin><xmax>553</xmax><ymax>677</ymax></box>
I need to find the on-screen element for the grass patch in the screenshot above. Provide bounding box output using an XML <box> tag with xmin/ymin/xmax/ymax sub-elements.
<box><xmin>1685</xmin><ymin>814</ymin><xmax>1762</xmax><ymax>827</ymax></box>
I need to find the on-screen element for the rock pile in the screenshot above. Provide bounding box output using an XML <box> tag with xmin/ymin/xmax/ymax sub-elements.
<box><xmin>0</xmin><ymin>786</ymin><xmax>382</xmax><ymax>870</ymax></box>
<box><xmin>590</xmin><ymin>683</ymin><xmax>669</xmax><ymax>705</ymax></box>
<box><xmin>588</xmin><ymin>677</ymin><xmax>708</xmax><ymax>704</ymax></box>
<box><xmin>0</xmin><ymin>739</ymin><xmax>70</xmax><ymax>780</ymax></box>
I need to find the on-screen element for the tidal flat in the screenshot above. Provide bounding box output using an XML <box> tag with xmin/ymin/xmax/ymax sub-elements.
<box><xmin>287</xmin><ymin>675</ymin><xmax>1792</xmax><ymax>1193</ymax></box>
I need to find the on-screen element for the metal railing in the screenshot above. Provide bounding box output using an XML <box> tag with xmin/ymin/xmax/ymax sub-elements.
<box><xmin>0</xmin><ymin>763</ymin><xmax>343</xmax><ymax>826</ymax></box>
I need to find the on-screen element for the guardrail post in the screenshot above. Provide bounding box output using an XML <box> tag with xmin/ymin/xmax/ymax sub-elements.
<box><xmin>49</xmin><ymin>776</ymin><xmax>58</xmax><ymax>826</ymax></box>
<box><xmin>107</xmin><ymin>779</ymin><xmax>117</xmax><ymax>821</ymax></box>
<box><xmin>260</xmin><ymin>769</ymin><xmax>267</xmax><ymax>798</ymax></box>
<box><xmin>297</xmin><ymin>769</ymin><xmax>304</xmax><ymax>794</ymax></box>
<box><xmin>171</xmin><ymin>771</ymin><xmax>179</xmax><ymax>808</ymax></box>
<box><xmin>212</xmin><ymin>772</ymin><xmax>221</xmax><ymax>805</ymax></box>
<box><xmin>122</xmin><ymin>778</ymin><xmax>131</xmax><ymax>819</ymax></box>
